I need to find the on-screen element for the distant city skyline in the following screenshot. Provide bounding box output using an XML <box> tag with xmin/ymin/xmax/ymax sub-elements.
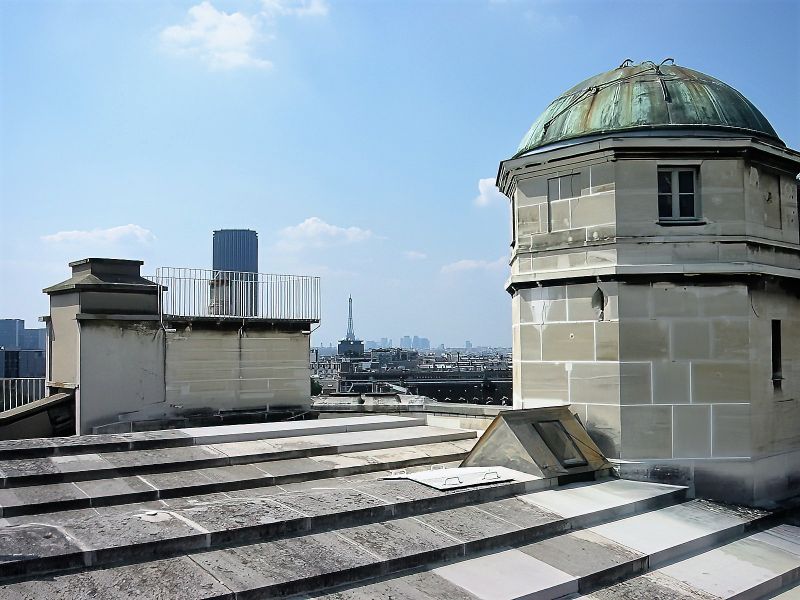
<box><xmin>1</xmin><ymin>1</ymin><xmax>797</xmax><ymax>347</ymax></box>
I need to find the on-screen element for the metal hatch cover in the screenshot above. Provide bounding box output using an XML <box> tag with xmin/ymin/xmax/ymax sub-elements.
<box><xmin>384</xmin><ymin>466</ymin><xmax>534</xmax><ymax>491</ymax></box>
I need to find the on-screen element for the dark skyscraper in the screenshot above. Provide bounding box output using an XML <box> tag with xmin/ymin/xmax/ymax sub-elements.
<box><xmin>211</xmin><ymin>229</ymin><xmax>259</xmax><ymax>317</ymax></box>
<box><xmin>212</xmin><ymin>229</ymin><xmax>258</xmax><ymax>273</ymax></box>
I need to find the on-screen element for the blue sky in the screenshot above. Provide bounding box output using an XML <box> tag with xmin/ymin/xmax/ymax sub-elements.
<box><xmin>1</xmin><ymin>0</ymin><xmax>798</xmax><ymax>347</ymax></box>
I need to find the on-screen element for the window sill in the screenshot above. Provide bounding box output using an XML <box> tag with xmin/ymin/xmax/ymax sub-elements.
<box><xmin>656</xmin><ymin>219</ymin><xmax>707</xmax><ymax>227</ymax></box>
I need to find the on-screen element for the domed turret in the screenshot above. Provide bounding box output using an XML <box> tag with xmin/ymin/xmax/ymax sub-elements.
<box><xmin>499</xmin><ymin>60</ymin><xmax>800</xmax><ymax>507</ymax></box>
<box><xmin>515</xmin><ymin>59</ymin><xmax>782</xmax><ymax>157</ymax></box>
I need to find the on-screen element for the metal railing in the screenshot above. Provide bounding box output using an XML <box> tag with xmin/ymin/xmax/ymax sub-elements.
<box><xmin>1</xmin><ymin>378</ymin><xmax>46</xmax><ymax>412</ymax></box>
<box><xmin>151</xmin><ymin>267</ymin><xmax>321</xmax><ymax>322</ymax></box>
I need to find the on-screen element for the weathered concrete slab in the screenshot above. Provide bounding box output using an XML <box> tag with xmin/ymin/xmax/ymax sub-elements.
<box><xmin>136</xmin><ymin>469</ymin><xmax>222</xmax><ymax>494</ymax></box>
<box><xmin>208</xmin><ymin>439</ymin><xmax>282</xmax><ymax>459</ymax></box>
<box><xmin>519</xmin><ymin>478</ymin><xmax>685</xmax><ymax>521</ymax></box>
<box><xmin>180</xmin><ymin>415</ymin><xmax>426</xmax><ymax>445</ymax></box>
<box><xmin>272</xmin><ymin>488</ymin><xmax>389</xmax><ymax>517</ymax></box>
<box><xmin>75</xmin><ymin>476</ymin><xmax>157</xmax><ymax>504</ymax></box>
<box><xmin>322</xmin><ymin>425</ymin><xmax>476</xmax><ymax>453</ymax></box>
<box><xmin>310</xmin><ymin>569</ymin><xmax>481</xmax><ymax>600</ymax></box>
<box><xmin>583</xmin><ymin>571</ymin><xmax>718</xmax><ymax>599</ymax></box>
<box><xmin>173</xmin><ymin>497</ymin><xmax>305</xmax><ymax>544</ymax></box>
<box><xmin>519</xmin><ymin>529</ymin><xmax>644</xmax><ymax>578</ymax></box>
<box><xmin>590</xmin><ymin>500</ymin><xmax>761</xmax><ymax>565</ymax></box>
<box><xmin>0</xmin><ymin>523</ymin><xmax>86</xmax><ymax>577</ymax></box>
<box><xmin>414</xmin><ymin>506</ymin><xmax>519</xmax><ymax>542</ymax></box>
<box><xmin>0</xmin><ymin>429</ymin><xmax>193</xmax><ymax>460</ymax></box>
<box><xmin>0</xmin><ymin>556</ymin><xmax>233</xmax><ymax>600</ymax></box>
<box><xmin>476</xmin><ymin>495</ymin><xmax>563</xmax><ymax>529</ymax></box>
<box><xmin>49</xmin><ymin>453</ymin><xmax>117</xmax><ymax>474</ymax></box>
<box><xmin>337</xmin><ymin>517</ymin><xmax>459</xmax><ymax>561</ymax></box>
<box><xmin>658</xmin><ymin>528</ymin><xmax>800</xmax><ymax>599</ymax></box>
<box><xmin>433</xmin><ymin>548</ymin><xmax>576</xmax><ymax>600</ymax></box>
<box><xmin>191</xmin><ymin>531</ymin><xmax>374</xmax><ymax>595</ymax></box>
<box><xmin>100</xmin><ymin>446</ymin><xmax>227</xmax><ymax>470</ymax></box>
<box><xmin>191</xmin><ymin>464</ymin><xmax>272</xmax><ymax>485</ymax></box>
<box><xmin>0</xmin><ymin>457</ymin><xmax>60</xmax><ymax>481</ymax></box>
<box><xmin>255</xmin><ymin>457</ymin><xmax>330</xmax><ymax>479</ymax></box>
<box><xmin>159</xmin><ymin>492</ymin><xmax>233</xmax><ymax>510</ymax></box>
<box><xmin>0</xmin><ymin>416</ymin><xmax>426</xmax><ymax>461</ymax></box>
<box><xmin>1</xmin><ymin>505</ymin><xmax>207</xmax><ymax>577</ymax></box>
<box><xmin>0</xmin><ymin>482</ymin><xmax>89</xmax><ymax>517</ymax></box>
<box><xmin>356</xmin><ymin>478</ymin><xmax>448</xmax><ymax>502</ymax></box>
<box><xmin>308</xmin><ymin>454</ymin><xmax>375</xmax><ymax>472</ymax></box>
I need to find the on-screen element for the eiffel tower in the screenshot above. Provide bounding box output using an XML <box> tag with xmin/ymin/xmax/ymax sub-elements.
<box><xmin>345</xmin><ymin>296</ymin><xmax>356</xmax><ymax>341</ymax></box>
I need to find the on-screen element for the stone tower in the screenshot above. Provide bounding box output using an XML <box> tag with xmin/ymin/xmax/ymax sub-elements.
<box><xmin>497</xmin><ymin>60</ymin><xmax>800</xmax><ymax>505</ymax></box>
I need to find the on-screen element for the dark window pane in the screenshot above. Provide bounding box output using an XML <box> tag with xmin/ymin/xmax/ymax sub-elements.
<box><xmin>659</xmin><ymin>194</ymin><xmax>673</xmax><ymax>218</ymax></box>
<box><xmin>772</xmin><ymin>320</ymin><xmax>782</xmax><ymax>380</ymax></box>
<box><xmin>679</xmin><ymin>170</ymin><xmax>694</xmax><ymax>194</ymax></box>
<box><xmin>548</xmin><ymin>178</ymin><xmax>559</xmax><ymax>201</ymax></box>
<box><xmin>571</xmin><ymin>174</ymin><xmax>582</xmax><ymax>198</ymax></box>
<box><xmin>679</xmin><ymin>193</ymin><xmax>694</xmax><ymax>217</ymax></box>
<box><xmin>558</xmin><ymin>175</ymin><xmax>569</xmax><ymax>199</ymax></box>
<box><xmin>534</xmin><ymin>420</ymin><xmax>588</xmax><ymax>468</ymax></box>
<box><xmin>658</xmin><ymin>170</ymin><xmax>672</xmax><ymax>194</ymax></box>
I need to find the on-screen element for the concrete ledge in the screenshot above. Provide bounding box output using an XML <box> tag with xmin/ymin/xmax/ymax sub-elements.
<box><xmin>0</xmin><ymin>415</ymin><xmax>425</xmax><ymax>459</ymax></box>
<box><xmin>0</xmin><ymin>393</ymin><xmax>73</xmax><ymax>427</ymax></box>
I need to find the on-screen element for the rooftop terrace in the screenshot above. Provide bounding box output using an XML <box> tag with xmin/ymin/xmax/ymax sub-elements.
<box><xmin>0</xmin><ymin>413</ymin><xmax>798</xmax><ymax>599</ymax></box>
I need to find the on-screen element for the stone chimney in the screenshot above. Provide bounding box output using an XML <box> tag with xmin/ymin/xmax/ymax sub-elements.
<box><xmin>43</xmin><ymin>258</ymin><xmax>165</xmax><ymax>433</ymax></box>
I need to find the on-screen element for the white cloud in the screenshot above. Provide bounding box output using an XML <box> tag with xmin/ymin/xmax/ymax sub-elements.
<box><xmin>42</xmin><ymin>224</ymin><xmax>155</xmax><ymax>244</ymax></box>
<box><xmin>261</xmin><ymin>0</ymin><xmax>329</xmax><ymax>17</ymax></box>
<box><xmin>474</xmin><ymin>177</ymin><xmax>506</xmax><ymax>207</ymax></box>
<box><xmin>276</xmin><ymin>217</ymin><xmax>375</xmax><ymax>251</ymax></box>
<box><xmin>403</xmin><ymin>250</ymin><xmax>427</xmax><ymax>260</ymax></box>
<box><xmin>440</xmin><ymin>256</ymin><xmax>507</xmax><ymax>274</ymax></box>
<box><xmin>160</xmin><ymin>0</ymin><xmax>330</xmax><ymax>70</ymax></box>
<box><xmin>160</xmin><ymin>1</ymin><xmax>271</xmax><ymax>70</ymax></box>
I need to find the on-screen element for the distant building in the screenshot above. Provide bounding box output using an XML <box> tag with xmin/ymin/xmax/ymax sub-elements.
<box><xmin>411</xmin><ymin>336</ymin><xmax>431</xmax><ymax>350</ymax></box>
<box><xmin>0</xmin><ymin>349</ymin><xmax>45</xmax><ymax>378</ymax></box>
<box><xmin>212</xmin><ymin>229</ymin><xmax>258</xmax><ymax>273</ymax></box>
<box><xmin>337</xmin><ymin>296</ymin><xmax>364</xmax><ymax>357</ymax></box>
<box><xmin>465</xmin><ymin>340</ymin><xmax>473</xmax><ymax>349</ymax></box>
<box><xmin>211</xmin><ymin>229</ymin><xmax>258</xmax><ymax>317</ymax></box>
<box><xmin>369</xmin><ymin>348</ymin><xmax>420</xmax><ymax>370</ymax></box>
<box><xmin>0</xmin><ymin>319</ymin><xmax>45</xmax><ymax>351</ymax></box>
<box><xmin>399</xmin><ymin>336</ymin><xmax>412</xmax><ymax>349</ymax></box>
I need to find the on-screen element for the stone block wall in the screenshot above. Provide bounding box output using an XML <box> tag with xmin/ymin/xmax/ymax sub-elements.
<box><xmin>512</xmin><ymin>281</ymin><xmax>621</xmax><ymax>457</ymax></box>
<box><xmin>165</xmin><ymin>327</ymin><xmax>311</xmax><ymax>412</ymax></box>
<box><xmin>512</xmin><ymin>161</ymin><xmax>617</xmax><ymax>279</ymax></box>
<box><xmin>513</xmin><ymin>279</ymin><xmax>800</xmax><ymax>472</ymax></box>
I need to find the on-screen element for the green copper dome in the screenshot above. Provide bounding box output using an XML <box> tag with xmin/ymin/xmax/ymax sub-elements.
<box><xmin>515</xmin><ymin>60</ymin><xmax>782</xmax><ymax>157</ymax></box>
